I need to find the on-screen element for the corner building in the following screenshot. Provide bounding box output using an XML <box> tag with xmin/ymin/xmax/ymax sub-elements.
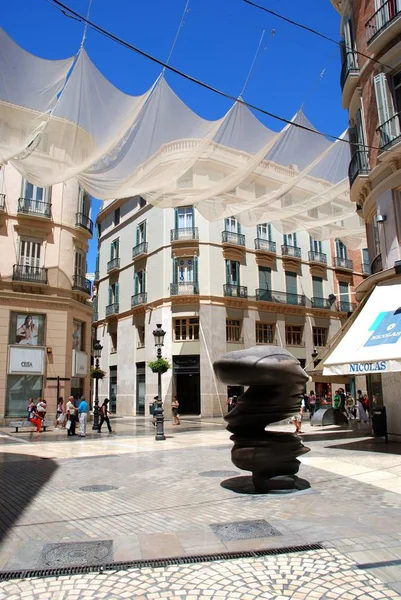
<box><xmin>329</xmin><ymin>0</ymin><xmax>401</xmax><ymax>436</ymax></box>
<box><xmin>94</xmin><ymin>194</ymin><xmax>368</xmax><ymax>417</ymax></box>
<box><xmin>0</xmin><ymin>163</ymin><xmax>93</xmax><ymax>422</ymax></box>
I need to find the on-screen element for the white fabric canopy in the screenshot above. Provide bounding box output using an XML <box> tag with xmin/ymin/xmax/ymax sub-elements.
<box><xmin>323</xmin><ymin>284</ymin><xmax>401</xmax><ymax>376</ymax></box>
<box><xmin>0</xmin><ymin>27</ymin><xmax>366</xmax><ymax>247</ymax></box>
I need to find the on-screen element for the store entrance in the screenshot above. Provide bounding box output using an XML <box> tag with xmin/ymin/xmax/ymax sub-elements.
<box><xmin>173</xmin><ymin>355</ymin><xmax>201</xmax><ymax>414</ymax></box>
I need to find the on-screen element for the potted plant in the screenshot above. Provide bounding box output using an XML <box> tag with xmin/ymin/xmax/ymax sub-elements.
<box><xmin>91</xmin><ymin>367</ymin><xmax>106</xmax><ymax>380</ymax></box>
<box><xmin>148</xmin><ymin>358</ymin><xmax>171</xmax><ymax>374</ymax></box>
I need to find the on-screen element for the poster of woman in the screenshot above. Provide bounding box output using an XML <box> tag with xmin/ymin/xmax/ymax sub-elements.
<box><xmin>16</xmin><ymin>315</ymin><xmax>40</xmax><ymax>346</ymax></box>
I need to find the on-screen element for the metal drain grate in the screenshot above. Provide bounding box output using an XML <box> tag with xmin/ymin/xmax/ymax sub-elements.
<box><xmin>79</xmin><ymin>485</ymin><xmax>118</xmax><ymax>493</ymax></box>
<box><xmin>0</xmin><ymin>543</ymin><xmax>324</xmax><ymax>581</ymax></box>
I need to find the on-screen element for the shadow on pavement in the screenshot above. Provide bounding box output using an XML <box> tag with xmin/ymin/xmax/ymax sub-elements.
<box><xmin>328</xmin><ymin>438</ymin><xmax>401</xmax><ymax>454</ymax></box>
<box><xmin>0</xmin><ymin>453</ymin><xmax>57</xmax><ymax>542</ymax></box>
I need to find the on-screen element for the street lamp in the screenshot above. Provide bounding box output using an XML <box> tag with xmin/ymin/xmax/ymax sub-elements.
<box><xmin>92</xmin><ymin>339</ymin><xmax>103</xmax><ymax>430</ymax></box>
<box><xmin>153</xmin><ymin>323</ymin><xmax>166</xmax><ymax>441</ymax></box>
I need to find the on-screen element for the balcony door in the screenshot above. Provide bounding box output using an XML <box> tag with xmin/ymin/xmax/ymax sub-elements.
<box><xmin>78</xmin><ymin>188</ymin><xmax>91</xmax><ymax>218</ymax></box>
<box><xmin>285</xmin><ymin>271</ymin><xmax>298</xmax><ymax>304</ymax></box>
<box><xmin>225</xmin><ymin>216</ymin><xmax>240</xmax><ymax>234</ymax></box>
<box><xmin>283</xmin><ymin>232</ymin><xmax>297</xmax><ymax>247</ymax></box>
<box><xmin>134</xmin><ymin>270</ymin><xmax>146</xmax><ymax>295</ymax></box>
<box><xmin>175</xmin><ymin>207</ymin><xmax>193</xmax><ymax>229</ymax></box>
<box><xmin>336</xmin><ymin>239</ymin><xmax>348</xmax><ymax>259</ymax></box>
<box><xmin>374</xmin><ymin>72</ymin><xmax>400</xmax><ymax>147</ymax></box>
<box><xmin>136</xmin><ymin>221</ymin><xmax>147</xmax><ymax>244</ymax></box>
<box><xmin>19</xmin><ymin>238</ymin><xmax>41</xmax><ymax>273</ymax></box>
<box><xmin>257</xmin><ymin>223</ymin><xmax>271</xmax><ymax>240</ymax></box>
<box><xmin>310</xmin><ymin>237</ymin><xmax>322</xmax><ymax>254</ymax></box>
<box><xmin>108</xmin><ymin>282</ymin><xmax>119</xmax><ymax>306</ymax></box>
<box><xmin>226</xmin><ymin>259</ymin><xmax>240</xmax><ymax>286</ymax></box>
<box><xmin>23</xmin><ymin>181</ymin><xmax>50</xmax><ymax>212</ymax></box>
<box><xmin>75</xmin><ymin>250</ymin><xmax>86</xmax><ymax>280</ymax></box>
<box><xmin>173</xmin><ymin>257</ymin><xmax>198</xmax><ymax>286</ymax></box>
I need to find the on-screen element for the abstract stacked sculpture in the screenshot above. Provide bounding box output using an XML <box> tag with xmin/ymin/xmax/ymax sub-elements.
<box><xmin>213</xmin><ymin>346</ymin><xmax>310</xmax><ymax>493</ymax></box>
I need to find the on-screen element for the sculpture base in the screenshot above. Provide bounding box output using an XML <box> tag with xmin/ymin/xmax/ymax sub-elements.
<box><xmin>310</xmin><ymin>407</ymin><xmax>348</xmax><ymax>427</ymax></box>
<box><xmin>221</xmin><ymin>475</ymin><xmax>310</xmax><ymax>495</ymax></box>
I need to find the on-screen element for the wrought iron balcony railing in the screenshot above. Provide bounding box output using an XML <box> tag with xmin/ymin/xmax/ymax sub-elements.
<box><xmin>254</xmin><ymin>238</ymin><xmax>276</xmax><ymax>253</ymax></box>
<box><xmin>377</xmin><ymin>112</ymin><xmax>401</xmax><ymax>151</ymax></box>
<box><xmin>107</xmin><ymin>257</ymin><xmax>120</xmax><ymax>273</ymax></box>
<box><xmin>17</xmin><ymin>198</ymin><xmax>51</xmax><ymax>218</ymax></box>
<box><xmin>12</xmin><ymin>264</ymin><xmax>48</xmax><ymax>284</ymax></box>
<box><xmin>222</xmin><ymin>231</ymin><xmax>245</xmax><ymax>246</ymax></box>
<box><xmin>311</xmin><ymin>297</ymin><xmax>331</xmax><ymax>309</ymax></box>
<box><xmin>106</xmin><ymin>303</ymin><xmax>119</xmax><ymax>316</ymax></box>
<box><xmin>171</xmin><ymin>227</ymin><xmax>199</xmax><ymax>242</ymax></box>
<box><xmin>75</xmin><ymin>213</ymin><xmax>93</xmax><ymax>234</ymax></box>
<box><xmin>170</xmin><ymin>282</ymin><xmax>199</xmax><ymax>296</ymax></box>
<box><xmin>0</xmin><ymin>194</ymin><xmax>5</xmax><ymax>211</ymax></box>
<box><xmin>366</xmin><ymin>0</ymin><xmax>401</xmax><ymax>44</ymax></box>
<box><xmin>131</xmin><ymin>292</ymin><xmax>147</xmax><ymax>306</ymax></box>
<box><xmin>72</xmin><ymin>275</ymin><xmax>91</xmax><ymax>295</ymax></box>
<box><xmin>281</xmin><ymin>244</ymin><xmax>302</xmax><ymax>259</ymax></box>
<box><xmin>337</xmin><ymin>301</ymin><xmax>357</xmax><ymax>313</ymax></box>
<box><xmin>334</xmin><ymin>256</ymin><xmax>354</xmax><ymax>270</ymax></box>
<box><xmin>308</xmin><ymin>250</ymin><xmax>327</xmax><ymax>264</ymax></box>
<box><xmin>132</xmin><ymin>241</ymin><xmax>148</xmax><ymax>259</ymax></box>
<box><xmin>255</xmin><ymin>289</ymin><xmax>306</xmax><ymax>306</ymax></box>
<box><xmin>223</xmin><ymin>284</ymin><xmax>248</xmax><ymax>298</ymax></box>
<box><xmin>371</xmin><ymin>253</ymin><xmax>383</xmax><ymax>274</ymax></box>
<box><xmin>340</xmin><ymin>51</ymin><xmax>359</xmax><ymax>90</ymax></box>
<box><xmin>348</xmin><ymin>150</ymin><xmax>370</xmax><ymax>186</ymax></box>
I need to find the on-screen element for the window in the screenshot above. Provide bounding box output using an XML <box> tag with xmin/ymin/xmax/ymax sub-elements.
<box><xmin>78</xmin><ymin>188</ymin><xmax>91</xmax><ymax>217</ymax></box>
<box><xmin>310</xmin><ymin>237</ymin><xmax>322</xmax><ymax>254</ymax></box>
<box><xmin>136</xmin><ymin>221</ymin><xmax>147</xmax><ymax>244</ymax></box>
<box><xmin>336</xmin><ymin>239</ymin><xmax>348</xmax><ymax>258</ymax></box>
<box><xmin>175</xmin><ymin>206</ymin><xmax>194</xmax><ymax>229</ymax></box>
<box><xmin>312</xmin><ymin>276</ymin><xmax>323</xmax><ymax>299</ymax></box>
<box><xmin>313</xmin><ymin>327</ymin><xmax>328</xmax><ymax>348</ymax></box>
<box><xmin>110</xmin><ymin>238</ymin><xmax>119</xmax><ymax>260</ymax></box>
<box><xmin>258</xmin><ymin>266</ymin><xmax>271</xmax><ymax>290</ymax></box>
<box><xmin>134</xmin><ymin>269</ymin><xmax>146</xmax><ymax>294</ymax></box>
<box><xmin>225</xmin><ymin>216</ymin><xmax>240</xmax><ymax>233</ymax></box>
<box><xmin>108</xmin><ymin>282</ymin><xmax>119</xmax><ymax>306</ymax></box>
<box><xmin>374</xmin><ymin>72</ymin><xmax>400</xmax><ymax>147</ymax></box>
<box><xmin>137</xmin><ymin>325</ymin><xmax>145</xmax><ymax>348</ymax></box>
<box><xmin>114</xmin><ymin>208</ymin><xmax>120</xmax><ymax>226</ymax></box>
<box><xmin>285</xmin><ymin>325</ymin><xmax>303</xmax><ymax>346</ymax></box>
<box><xmin>226</xmin><ymin>319</ymin><xmax>242</xmax><ymax>342</ymax></box>
<box><xmin>172</xmin><ymin>257</ymin><xmax>198</xmax><ymax>283</ymax></box>
<box><xmin>138</xmin><ymin>197</ymin><xmax>146</xmax><ymax>209</ymax></box>
<box><xmin>74</xmin><ymin>249</ymin><xmax>86</xmax><ymax>279</ymax></box>
<box><xmin>339</xmin><ymin>281</ymin><xmax>349</xmax><ymax>302</ymax></box>
<box><xmin>256</xmin><ymin>322</ymin><xmax>275</xmax><ymax>344</ymax></box>
<box><xmin>19</xmin><ymin>238</ymin><xmax>41</xmax><ymax>270</ymax></box>
<box><xmin>257</xmin><ymin>223</ymin><xmax>272</xmax><ymax>240</ymax></box>
<box><xmin>285</xmin><ymin>271</ymin><xmax>297</xmax><ymax>297</ymax></box>
<box><xmin>225</xmin><ymin>259</ymin><xmax>240</xmax><ymax>285</ymax></box>
<box><xmin>174</xmin><ymin>317</ymin><xmax>199</xmax><ymax>341</ymax></box>
<box><xmin>97</xmin><ymin>222</ymin><xmax>102</xmax><ymax>238</ymax></box>
<box><xmin>9</xmin><ymin>312</ymin><xmax>46</xmax><ymax>346</ymax></box>
<box><xmin>23</xmin><ymin>180</ymin><xmax>50</xmax><ymax>204</ymax></box>
<box><xmin>110</xmin><ymin>330</ymin><xmax>117</xmax><ymax>353</ymax></box>
<box><xmin>283</xmin><ymin>232</ymin><xmax>297</xmax><ymax>247</ymax></box>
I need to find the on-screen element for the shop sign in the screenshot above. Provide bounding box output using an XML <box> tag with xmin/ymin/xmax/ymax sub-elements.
<box><xmin>73</xmin><ymin>350</ymin><xmax>88</xmax><ymax>377</ymax></box>
<box><xmin>173</xmin><ymin>355</ymin><xmax>200</xmax><ymax>373</ymax></box>
<box><xmin>349</xmin><ymin>361</ymin><xmax>387</xmax><ymax>374</ymax></box>
<box><xmin>8</xmin><ymin>346</ymin><xmax>45</xmax><ymax>374</ymax></box>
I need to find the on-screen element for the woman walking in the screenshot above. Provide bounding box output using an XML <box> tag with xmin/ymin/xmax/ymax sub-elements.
<box><xmin>171</xmin><ymin>396</ymin><xmax>180</xmax><ymax>425</ymax></box>
<box><xmin>66</xmin><ymin>396</ymin><xmax>77</xmax><ymax>436</ymax></box>
<box><xmin>55</xmin><ymin>397</ymin><xmax>65</xmax><ymax>429</ymax></box>
<box><xmin>98</xmin><ymin>398</ymin><xmax>113</xmax><ymax>433</ymax></box>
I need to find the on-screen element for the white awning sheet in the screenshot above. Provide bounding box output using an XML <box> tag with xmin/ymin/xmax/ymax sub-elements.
<box><xmin>323</xmin><ymin>284</ymin><xmax>401</xmax><ymax>376</ymax></box>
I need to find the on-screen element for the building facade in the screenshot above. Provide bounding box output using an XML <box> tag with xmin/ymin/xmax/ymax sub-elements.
<box><xmin>0</xmin><ymin>163</ymin><xmax>93</xmax><ymax>422</ymax></box>
<box><xmin>94</xmin><ymin>195</ymin><xmax>368</xmax><ymax>417</ymax></box>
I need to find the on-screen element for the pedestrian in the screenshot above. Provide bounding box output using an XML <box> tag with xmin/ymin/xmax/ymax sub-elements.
<box><xmin>363</xmin><ymin>394</ymin><xmax>370</xmax><ymax>419</ymax></box>
<box><xmin>98</xmin><ymin>398</ymin><xmax>113</xmax><ymax>433</ymax></box>
<box><xmin>78</xmin><ymin>396</ymin><xmax>89</xmax><ymax>437</ymax></box>
<box><xmin>55</xmin><ymin>397</ymin><xmax>65</xmax><ymax>428</ymax></box>
<box><xmin>171</xmin><ymin>395</ymin><xmax>180</xmax><ymax>425</ymax></box>
<box><xmin>356</xmin><ymin>390</ymin><xmax>368</xmax><ymax>423</ymax></box>
<box><xmin>152</xmin><ymin>396</ymin><xmax>159</xmax><ymax>426</ymax></box>
<box><xmin>333</xmin><ymin>390</ymin><xmax>341</xmax><ymax>410</ymax></box>
<box><xmin>290</xmin><ymin>397</ymin><xmax>305</xmax><ymax>434</ymax></box>
<box><xmin>66</xmin><ymin>395</ymin><xmax>77</xmax><ymax>436</ymax></box>
<box><xmin>226</xmin><ymin>394</ymin><xmax>234</xmax><ymax>413</ymax></box>
<box><xmin>308</xmin><ymin>390</ymin><xmax>316</xmax><ymax>417</ymax></box>
<box><xmin>28</xmin><ymin>399</ymin><xmax>42</xmax><ymax>432</ymax></box>
<box><xmin>36</xmin><ymin>398</ymin><xmax>47</xmax><ymax>420</ymax></box>
<box><xmin>338</xmin><ymin>388</ymin><xmax>346</xmax><ymax>413</ymax></box>
<box><xmin>346</xmin><ymin>391</ymin><xmax>356</xmax><ymax>419</ymax></box>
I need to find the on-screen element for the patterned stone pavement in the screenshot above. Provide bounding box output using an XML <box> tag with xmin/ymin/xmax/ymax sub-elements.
<box><xmin>0</xmin><ymin>548</ymin><xmax>400</xmax><ymax>599</ymax></box>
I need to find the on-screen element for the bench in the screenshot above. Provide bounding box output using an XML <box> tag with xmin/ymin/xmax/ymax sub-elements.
<box><xmin>9</xmin><ymin>420</ymin><xmax>48</xmax><ymax>433</ymax></box>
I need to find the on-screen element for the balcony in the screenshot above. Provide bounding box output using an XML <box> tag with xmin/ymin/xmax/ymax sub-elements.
<box><xmin>17</xmin><ymin>198</ymin><xmax>51</xmax><ymax>219</ymax></box>
<box><xmin>132</xmin><ymin>241</ymin><xmax>148</xmax><ymax>260</ymax></box>
<box><xmin>311</xmin><ymin>297</ymin><xmax>331</xmax><ymax>309</ymax></box>
<box><xmin>281</xmin><ymin>244</ymin><xmax>301</xmax><ymax>259</ymax></box>
<box><xmin>255</xmin><ymin>289</ymin><xmax>306</xmax><ymax>306</ymax></box>
<box><xmin>377</xmin><ymin>113</ymin><xmax>401</xmax><ymax>152</ymax></box>
<box><xmin>170</xmin><ymin>282</ymin><xmax>199</xmax><ymax>296</ymax></box>
<box><xmin>131</xmin><ymin>292</ymin><xmax>147</xmax><ymax>306</ymax></box>
<box><xmin>223</xmin><ymin>284</ymin><xmax>248</xmax><ymax>298</ymax></box>
<box><xmin>107</xmin><ymin>257</ymin><xmax>120</xmax><ymax>273</ymax></box>
<box><xmin>362</xmin><ymin>262</ymin><xmax>371</xmax><ymax>274</ymax></box>
<box><xmin>348</xmin><ymin>150</ymin><xmax>370</xmax><ymax>187</ymax></box>
<box><xmin>366</xmin><ymin>0</ymin><xmax>401</xmax><ymax>49</ymax></box>
<box><xmin>340</xmin><ymin>51</ymin><xmax>360</xmax><ymax>107</ymax></box>
<box><xmin>12</xmin><ymin>264</ymin><xmax>48</xmax><ymax>284</ymax></box>
<box><xmin>92</xmin><ymin>311</ymin><xmax>98</xmax><ymax>322</ymax></box>
<box><xmin>254</xmin><ymin>238</ymin><xmax>276</xmax><ymax>253</ymax></box>
<box><xmin>106</xmin><ymin>303</ymin><xmax>119</xmax><ymax>316</ymax></box>
<box><xmin>334</xmin><ymin>256</ymin><xmax>354</xmax><ymax>271</ymax></box>
<box><xmin>75</xmin><ymin>213</ymin><xmax>93</xmax><ymax>235</ymax></box>
<box><xmin>72</xmin><ymin>275</ymin><xmax>91</xmax><ymax>295</ymax></box>
<box><xmin>337</xmin><ymin>301</ymin><xmax>357</xmax><ymax>313</ymax></box>
<box><xmin>371</xmin><ymin>253</ymin><xmax>383</xmax><ymax>274</ymax></box>
<box><xmin>171</xmin><ymin>227</ymin><xmax>199</xmax><ymax>242</ymax></box>
<box><xmin>308</xmin><ymin>251</ymin><xmax>327</xmax><ymax>265</ymax></box>
<box><xmin>0</xmin><ymin>194</ymin><xmax>5</xmax><ymax>211</ymax></box>
<box><xmin>222</xmin><ymin>231</ymin><xmax>245</xmax><ymax>247</ymax></box>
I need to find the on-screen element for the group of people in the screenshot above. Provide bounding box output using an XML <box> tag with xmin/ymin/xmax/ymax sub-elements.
<box><xmin>151</xmin><ymin>396</ymin><xmax>181</xmax><ymax>425</ymax></box>
<box><xmin>27</xmin><ymin>396</ymin><xmax>113</xmax><ymax>437</ymax></box>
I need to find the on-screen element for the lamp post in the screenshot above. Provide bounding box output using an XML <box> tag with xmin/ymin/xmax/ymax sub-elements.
<box><xmin>152</xmin><ymin>323</ymin><xmax>166</xmax><ymax>441</ymax></box>
<box><xmin>92</xmin><ymin>339</ymin><xmax>103</xmax><ymax>430</ymax></box>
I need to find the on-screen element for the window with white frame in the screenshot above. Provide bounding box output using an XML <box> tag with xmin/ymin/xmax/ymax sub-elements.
<box><xmin>74</xmin><ymin>249</ymin><xmax>86</xmax><ymax>279</ymax></box>
<box><xmin>175</xmin><ymin>206</ymin><xmax>194</xmax><ymax>229</ymax></box>
<box><xmin>19</xmin><ymin>238</ymin><xmax>42</xmax><ymax>272</ymax></box>
<box><xmin>226</xmin><ymin>319</ymin><xmax>242</xmax><ymax>342</ymax></box>
<box><xmin>374</xmin><ymin>72</ymin><xmax>401</xmax><ymax>148</ymax></box>
<box><xmin>283</xmin><ymin>232</ymin><xmax>297</xmax><ymax>247</ymax></box>
<box><xmin>136</xmin><ymin>221</ymin><xmax>147</xmax><ymax>244</ymax></box>
<box><xmin>285</xmin><ymin>325</ymin><xmax>303</xmax><ymax>346</ymax></box>
<box><xmin>257</xmin><ymin>223</ymin><xmax>272</xmax><ymax>240</ymax></box>
<box><xmin>110</xmin><ymin>238</ymin><xmax>119</xmax><ymax>260</ymax></box>
<box><xmin>225</xmin><ymin>216</ymin><xmax>240</xmax><ymax>233</ymax></box>
<box><xmin>174</xmin><ymin>317</ymin><xmax>199</xmax><ymax>341</ymax></box>
<box><xmin>313</xmin><ymin>327</ymin><xmax>327</xmax><ymax>348</ymax></box>
<box><xmin>78</xmin><ymin>188</ymin><xmax>91</xmax><ymax>217</ymax></box>
<box><xmin>309</xmin><ymin>237</ymin><xmax>323</xmax><ymax>254</ymax></box>
<box><xmin>256</xmin><ymin>322</ymin><xmax>275</xmax><ymax>344</ymax></box>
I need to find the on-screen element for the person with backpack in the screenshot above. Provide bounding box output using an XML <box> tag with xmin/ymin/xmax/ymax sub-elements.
<box><xmin>98</xmin><ymin>398</ymin><xmax>113</xmax><ymax>433</ymax></box>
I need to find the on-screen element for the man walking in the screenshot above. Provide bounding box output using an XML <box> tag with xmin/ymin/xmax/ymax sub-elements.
<box><xmin>78</xmin><ymin>396</ymin><xmax>89</xmax><ymax>437</ymax></box>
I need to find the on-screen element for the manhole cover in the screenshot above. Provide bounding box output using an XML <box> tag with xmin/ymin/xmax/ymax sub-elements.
<box><xmin>210</xmin><ymin>519</ymin><xmax>282</xmax><ymax>542</ymax></box>
<box><xmin>79</xmin><ymin>485</ymin><xmax>118</xmax><ymax>493</ymax></box>
<box><xmin>39</xmin><ymin>540</ymin><xmax>113</xmax><ymax>567</ymax></box>
<box><xmin>199</xmin><ymin>470</ymin><xmax>240</xmax><ymax>478</ymax></box>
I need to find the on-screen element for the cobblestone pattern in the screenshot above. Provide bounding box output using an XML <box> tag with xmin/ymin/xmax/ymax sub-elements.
<box><xmin>0</xmin><ymin>548</ymin><xmax>399</xmax><ymax>600</ymax></box>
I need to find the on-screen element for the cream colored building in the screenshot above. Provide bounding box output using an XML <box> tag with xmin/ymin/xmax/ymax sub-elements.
<box><xmin>0</xmin><ymin>163</ymin><xmax>93</xmax><ymax>422</ymax></box>
<box><xmin>94</xmin><ymin>193</ymin><xmax>368</xmax><ymax>418</ymax></box>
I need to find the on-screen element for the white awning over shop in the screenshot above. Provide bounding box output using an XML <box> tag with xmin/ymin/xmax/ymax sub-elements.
<box><xmin>323</xmin><ymin>283</ymin><xmax>401</xmax><ymax>376</ymax></box>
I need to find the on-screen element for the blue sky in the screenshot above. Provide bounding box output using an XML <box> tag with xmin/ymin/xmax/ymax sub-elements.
<box><xmin>2</xmin><ymin>0</ymin><xmax>343</xmax><ymax>270</ymax></box>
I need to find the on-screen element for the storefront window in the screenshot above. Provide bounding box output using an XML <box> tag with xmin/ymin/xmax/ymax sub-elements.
<box><xmin>6</xmin><ymin>374</ymin><xmax>43</xmax><ymax>416</ymax></box>
<box><xmin>72</xmin><ymin>320</ymin><xmax>83</xmax><ymax>351</ymax></box>
<box><xmin>9</xmin><ymin>313</ymin><xmax>45</xmax><ymax>346</ymax></box>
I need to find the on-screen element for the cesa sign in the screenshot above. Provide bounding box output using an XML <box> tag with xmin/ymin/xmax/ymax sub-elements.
<box><xmin>8</xmin><ymin>347</ymin><xmax>45</xmax><ymax>374</ymax></box>
<box><xmin>349</xmin><ymin>361</ymin><xmax>387</xmax><ymax>374</ymax></box>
